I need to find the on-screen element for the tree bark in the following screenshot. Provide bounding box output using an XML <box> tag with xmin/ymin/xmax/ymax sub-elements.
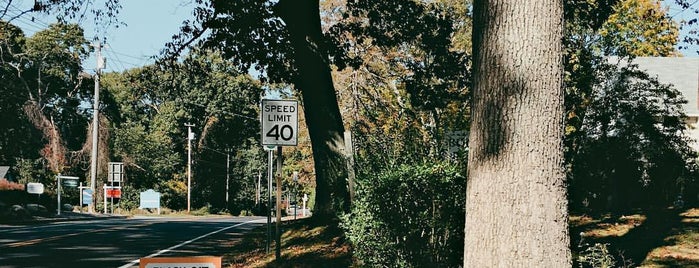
<box><xmin>275</xmin><ymin>0</ymin><xmax>350</xmax><ymax>220</ymax></box>
<box><xmin>465</xmin><ymin>0</ymin><xmax>571</xmax><ymax>266</ymax></box>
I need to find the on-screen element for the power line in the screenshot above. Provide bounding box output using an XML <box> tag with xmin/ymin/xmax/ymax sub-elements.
<box><xmin>2</xmin><ymin>2</ymin><xmax>51</xmax><ymax>29</ymax></box>
<box><xmin>671</xmin><ymin>0</ymin><xmax>699</xmax><ymax>18</ymax></box>
<box><xmin>110</xmin><ymin>49</ymin><xmax>154</xmax><ymax>62</ymax></box>
<box><xmin>3</xmin><ymin>12</ymin><xmax>47</xmax><ymax>33</ymax></box>
<box><xmin>202</xmin><ymin>146</ymin><xmax>229</xmax><ymax>156</ymax></box>
<box><xmin>183</xmin><ymin>100</ymin><xmax>258</xmax><ymax>121</ymax></box>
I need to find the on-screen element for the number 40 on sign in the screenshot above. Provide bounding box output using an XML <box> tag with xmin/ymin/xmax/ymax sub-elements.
<box><xmin>261</xmin><ymin>99</ymin><xmax>298</xmax><ymax>146</ymax></box>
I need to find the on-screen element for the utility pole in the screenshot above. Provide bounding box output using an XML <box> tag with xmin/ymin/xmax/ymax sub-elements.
<box><xmin>89</xmin><ymin>41</ymin><xmax>105</xmax><ymax>213</ymax></box>
<box><xmin>185</xmin><ymin>123</ymin><xmax>195</xmax><ymax>213</ymax></box>
<box><xmin>226</xmin><ymin>149</ymin><xmax>230</xmax><ymax>208</ymax></box>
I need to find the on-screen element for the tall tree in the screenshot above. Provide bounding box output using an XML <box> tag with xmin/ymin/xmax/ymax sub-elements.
<box><xmin>0</xmin><ymin>21</ymin><xmax>91</xmax><ymax>174</ymax></box>
<box><xmin>464</xmin><ymin>0</ymin><xmax>571</xmax><ymax>266</ymax></box>
<box><xmin>599</xmin><ymin>0</ymin><xmax>679</xmax><ymax>56</ymax></box>
<box><xmin>166</xmin><ymin>0</ymin><xmax>351</xmax><ymax>219</ymax></box>
<box><xmin>569</xmin><ymin>62</ymin><xmax>697</xmax><ymax>212</ymax></box>
<box><xmin>170</xmin><ymin>0</ymin><xmax>471</xmax><ymax>217</ymax></box>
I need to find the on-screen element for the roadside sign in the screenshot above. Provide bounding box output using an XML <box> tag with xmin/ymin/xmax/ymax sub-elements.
<box><xmin>139</xmin><ymin>189</ymin><xmax>161</xmax><ymax>209</ymax></box>
<box><xmin>261</xmin><ymin>99</ymin><xmax>298</xmax><ymax>146</ymax></box>
<box><xmin>82</xmin><ymin>189</ymin><xmax>93</xmax><ymax>205</ymax></box>
<box><xmin>56</xmin><ymin>175</ymin><xmax>79</xmax><ymax>215</ymax></box>
<box><xmin>60</xmin><ymin>176</ymin><xmax>79</xmax><ymax>188</ymax></box>
<box><xmin>139</xmin><ymin>256</ymin><xmax>221</xmax><ymax>268</ymax></box>
<box><xmin>26</xmin><ymin>182</ymin><xmax>44</xmax><ymax>194</ymax></box>
<box><xmin>108</xmin><ymin>162</ymin><xmax>124</xmax><ymax>182</ymax></box>
<box><xmin>106</xmin><ymin>188</ymin><xmax>122</xmax><ymax>198</ymax></box>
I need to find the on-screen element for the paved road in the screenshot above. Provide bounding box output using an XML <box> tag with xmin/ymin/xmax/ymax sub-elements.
<box><xmin>0</xmin><ymin>216</ymin><xmax>266</xmax><ymax>268</ymax></box>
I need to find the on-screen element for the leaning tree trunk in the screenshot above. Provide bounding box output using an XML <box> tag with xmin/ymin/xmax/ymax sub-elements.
<box><xmin>464</xmin><ymin>0</ymin><xmax>571</xmax><ymax>266</ymax></box>
<box><xmin>275</xmin><ymin>0</ymin><xmax>351</xmax><ymax>221</ymax></box>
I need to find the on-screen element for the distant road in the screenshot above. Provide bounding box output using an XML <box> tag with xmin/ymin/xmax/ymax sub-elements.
<box><xmin>0</xmin><ymin>216</ymin><xmax>266</xmax><ymax>268</ymax></box>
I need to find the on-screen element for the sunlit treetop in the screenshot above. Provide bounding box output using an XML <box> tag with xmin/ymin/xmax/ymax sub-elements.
<box><xmin>599</xmin><ymin>0</ymin><xmax>680</xmax><ymax>56</ymax></box>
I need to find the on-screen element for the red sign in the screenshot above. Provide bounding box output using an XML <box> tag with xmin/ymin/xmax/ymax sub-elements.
<box><xmin>106</xmin><ymin>188</ymin><xmax>122</xmax><ymax>198</ymax></box>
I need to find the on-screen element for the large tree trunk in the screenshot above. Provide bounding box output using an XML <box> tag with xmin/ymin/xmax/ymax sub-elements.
<box><xmin>465</xmin><ymin>0</ymin><xmax>571</xmax><ymax>266</ymax></box>
<box><xmin>275</xmin><ymin>0</ymin><xmax>350</xmax><ymax>220</ymax></box>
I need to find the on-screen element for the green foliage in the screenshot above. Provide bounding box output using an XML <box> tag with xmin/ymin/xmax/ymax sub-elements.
<box><xmin>578</xmin><ymin>243</ymin><xmax>617</xmax><ymax>268</ymax></box>
<box><xmin>563</xmin><ymin>0</ymin><xmax>696</xmax><ymax>213</ymax></box>
<box><xmin>159</xmin><ymin>178</ymin><xmax>186</xmax><ymax>211</ymax></box>
<box><xmin>599</xmin><ymin>0</ymin><xmax>679</xmax><ymax>56</ymax></box>
<box><xmin>0</xmin><ymin>21</ymin><xmax>93</xmax><ymax>173</ymax></box>
<box><xmin>103</xmin><ymin>49</ymin><xmax>262</xmax><ymax>211</ymax></box>
<box><xmin>116</xmin><ymin>184</ymin><xmax>139</xmax><ymax>211</ymax></box>
<box><xmin>342</xmin><ymin>162</ymin><xmax>465</xmax><ymax>267</ymax></box>
<box><xmin>568</xmin><ymin>60</ymin><xmax>698</xmax><ymax>212</ymax></box>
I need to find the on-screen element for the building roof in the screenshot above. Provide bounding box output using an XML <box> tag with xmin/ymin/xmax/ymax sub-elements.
<box><xmin>624</xmin><ymin>57</ymin><xmax>699</xmax><ymax>116</ymax></box>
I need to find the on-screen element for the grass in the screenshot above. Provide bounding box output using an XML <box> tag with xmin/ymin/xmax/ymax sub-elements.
<box><xmin>223</xmin><ymin>208</ymin><xmax>698</xmax><ymax>267</ymax></box>
<box><xmin>224</xmin><ymin>218</ymin><xmax>352</xmax><ymax>267</ymax></box>
<box><xmin>640</xmin><ymin>208</ymin><xmax>699</xmax><ymax>267</ymax></box>
<box><xmin>571</xmin><ymin>207</ymin><xmax>699</xmax><ymax>267</ymax></box>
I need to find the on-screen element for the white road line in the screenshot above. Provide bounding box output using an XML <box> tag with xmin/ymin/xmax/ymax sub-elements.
<box><xmin>0</xmin><ymin>218</ymin><xmax>126</xmax><ymax>233</ymax></box>
<box><xmin>118</xmin><ymin>218</ymin><xmax>265</xmax><ymax>268</ymax></box>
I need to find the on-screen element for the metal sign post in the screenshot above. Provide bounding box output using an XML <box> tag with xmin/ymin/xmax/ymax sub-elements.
<box><xmin>260</xmin><ymin>99</ymin><xmax>298</xmax><ymax>260</ymax></box>
<box><xmin>275</xmin><ymin>146</ymin><xmax>282</xmax><ymax>259</ymax></box>
<box><xmin>56</xmin><ymin>175</ymin><xmax>79</xmax><ymax>215</ymax></box>
<box><xmin>108</xmin><ymin>162</ymin><xmax>124</xmax><ymax>215</ymax></box>
<box><xmin>264</xmin><ymin>146</ymin><xmax>275</xmax><ymax>254</ymax></box>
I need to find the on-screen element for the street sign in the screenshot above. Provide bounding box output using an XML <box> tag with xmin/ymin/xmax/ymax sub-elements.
<box><xmin>82</xmin><ymin>189</ymin><xmax>93</xmax><ymax>205</ymax></box>
<box><xmin>26</xmin><ymin>182</ymin><xmax>44</xmax><ymax>194</ymax></box>
<box><xmin>56</xmin><ymin>175</ymin><xmax>79</xmax><ymax>215</ymax></box>
<box><xmin>261</xmin><ymin>99</ymin><xmax>298</xmax><ymax>146</ymax></box>
<box><xmin>60</xmin><ymin>177</ymin><xmax>79</xmax><ymax>188</ymax></box>
<box><xmin>108</xmin><ymin>162</ymin><xmax>124</xmax><ymax>182</ymax></box>
<box><xmin>139</xmin><ymin>189</ymin><xmax>161</xmax><ymax>209</ymax></box>
<box><xmin>106</xmin><ymin>188</ymin><xmax>122</xmax><ymax>198</ymax></box>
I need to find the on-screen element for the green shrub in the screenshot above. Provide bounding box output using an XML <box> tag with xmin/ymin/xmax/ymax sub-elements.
<box><xmin>116</xmin><ymin>185</ymin><xmax>140</xmax><ymax>211</ymax></box>
<box><xmin>577</xmin><ymin>243</ymin><xmax>616</xmax><ymax>268</ymax></box>
<box><xmin>342</xmin><ymin>162</ymin><xmax>465</xmax><ymax>267</ymax></box>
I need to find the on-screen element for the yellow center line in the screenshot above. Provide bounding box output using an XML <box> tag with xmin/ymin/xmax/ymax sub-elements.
<box><xmin>2</xmin><ymin>221</ymin><xmax>155</xmax><ymax>248</ymax></box>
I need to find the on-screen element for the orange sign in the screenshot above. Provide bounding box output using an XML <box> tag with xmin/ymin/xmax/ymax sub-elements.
<box><xmin>106</xmin><ymin>188</ymin><xmax>122</xmax><ymax>198</ymax></box>
<box><xmin>139</xmin><ymin>256</ymin><xmax>221</xmax><ymax>268</ymax></box>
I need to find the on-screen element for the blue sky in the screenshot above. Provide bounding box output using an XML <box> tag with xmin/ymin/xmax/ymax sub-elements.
<box><xmin>87</xmin><ymin>0</ymin><xmax>194</xmax><ymax>72</ymax></box>
<box><xmin>2</xmin><ymin>0</ymin><xmax>697</xmax><ymax>74</ymax></box>
<box><xmin>2</xmin><ymin>0</ymin><xmax>195</xmax><ymax>72</ymax></box>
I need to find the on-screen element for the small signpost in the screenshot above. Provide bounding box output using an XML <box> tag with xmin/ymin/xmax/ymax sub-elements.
<box><xmin>108</xmin><ymin>162</ymin><xmax>124</xmax><ymax>182</ymax></box>
<box><xmin>56</xmin><ymin>175</ymin><xmax>79</xmax><ymax>215</ymax></box>
<box><xmin>302</xmin><ymin>194</ymin><xmax>309</xmax><ymax>217</ymax></box>
<box><xmin>27</xmin><ymin>182</ymin><xmax>44</xmax><ymax>203</ymax></box>
<box><xmin>104</xmin><ymin>185</ymin><xmax>122</xmax><ymax>214</ymax></box>
<box><xmin>26</xmin><ymin>182</ymin><xmax>44</xmax><ymax>194</ymax></box>
<box><xmin>106</xmin><ymin>162</ymin><xmax>124</xmax><ymax>214</ymax></box>
<box><xmin>260</xmin><ymin>98</ymin><xmax>298</xmax><ymax>260</ymax></box>
<box><xmin>82</xmin><ymin>188</ymin><xmax>93</xmax><ymax>205</ymax></box>
<box><xmin>139</xmin><ymin>189</ymin><xmax>161</xmax><ymax>214</ymax></box>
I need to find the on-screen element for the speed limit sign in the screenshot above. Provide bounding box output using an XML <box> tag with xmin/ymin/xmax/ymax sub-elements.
<box><xmin>261</xmin><ymin>99</ymin><xmax>298</xmax><ymax>146</ymax></box>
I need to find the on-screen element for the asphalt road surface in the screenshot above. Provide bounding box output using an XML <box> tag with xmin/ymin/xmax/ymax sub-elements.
<box><xmin>0</xmin><ymin>216</ymin><xmax>266</xmax><ymax>268</ymax></box>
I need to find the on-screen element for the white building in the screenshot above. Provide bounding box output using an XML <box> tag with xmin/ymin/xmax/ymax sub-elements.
<box><xmin>625</xmin><ymin>57</ymin><xmax>699</xmax><ymax>151</ymax></box>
